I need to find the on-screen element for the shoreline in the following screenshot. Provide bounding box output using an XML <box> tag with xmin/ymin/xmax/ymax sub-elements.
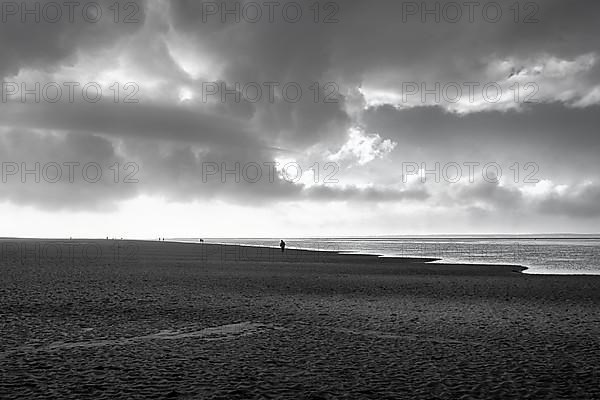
<box><xmin>2</xmin><ymin>236</ymin><xmax>599</xmax><ymax>276</ymax></box>
<box><xmin>208</xmin><ymin>240</ymin><xmax>534</xmax><ymax>274</ymax></box>
<box><xmin>2</xmin><ymin>236</ymin><xmax>586</xmax><ymax>276</ymax></box>
<box><xmin>169</xmin><ymin>239</ymin><xmax>536</xmax><ymax>275</ymax></box>
<box><xmin>195</xmin><ymin>239</ymin><xmax>600</xmax><ymax>276</ymax></box>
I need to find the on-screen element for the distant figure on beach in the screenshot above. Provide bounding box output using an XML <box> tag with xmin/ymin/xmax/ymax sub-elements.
<box><xmin>280</xmin><ymin>240</ymin><xmax>286</xmax><ymax>253</ymax></box>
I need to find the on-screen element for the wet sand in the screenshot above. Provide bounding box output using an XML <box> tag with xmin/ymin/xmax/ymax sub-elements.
<box><xmin>1</xmin><ymin>239</ymin><xmax>599</xmax><ymax>399</ymax></box>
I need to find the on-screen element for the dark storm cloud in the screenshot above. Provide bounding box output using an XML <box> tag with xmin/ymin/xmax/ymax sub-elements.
<box><xmin>0</xmin><ymin>0</ymin><xmax>599</xmax><ymax>224</ymax></box>
<box><xmin>0</xmin><ymin>129</ymin><xmax>426</xmax><ymax>207</ymax></box>
<box><xmin>446</xmin><ymin>179</ymin><xmax>523</xmax><ymax>210</ymax></box>
<box><xmin>361</xmin><ymin>103</ymin><xmax>600</xmax><ymax>183</ymax></box>
<box><xmin>0</xmin><ymin>0</ymin><xmax>147</xmax><ymax>78</ymax></box>
<box><xmin>538</xmin><ymin>183</ymin><xmax>600</xmax><ymax>218</ymax></box>
<box><xmin>349</xmin><ymin>0</ymin><xmax>600</xmax><ymax>80</ymax></box>
<box><xmin>165</xmin><ymin>0</ymin><xmax>600</xmax><ymax>157</ymax></box>
<box><xmin>0</xmin><ymin>101</ymin><xmax>262</xmax><ymax>148</ymax></box>
<box><xmin>165</xmin><ymin>0</ymin><xmax>353</xmax><ymax>147</ymax></box>
<box><xmin>120</xmin><ymin>137</ymin><xmax>307</xmax><ymax>202</ymax></box>
<box><xmin>305</xmin><ymin>185</ymin><xmax>429</xmax><ymax>202</ymax></box>
<box><xmin>438</xmin><ymin>178</ymin><xmax>600</xmax><ymax>219</ymax></box>
<box><xmin>0</xmin><ymin>130</ymin><xmax>139</xmax><ymax>210</ymax></box>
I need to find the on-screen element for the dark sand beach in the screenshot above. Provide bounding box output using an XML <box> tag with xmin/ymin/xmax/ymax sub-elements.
<box><xmin>1</xmin><ymin>239</ymin><xmax>599</xmax><ymax>399</ymax></box>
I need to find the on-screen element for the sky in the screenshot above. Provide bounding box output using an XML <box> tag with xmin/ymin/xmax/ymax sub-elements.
<box><xmin>1</xmin><ymin>0</ymin><xmax>599</xmax><ymax>238</ymax></box>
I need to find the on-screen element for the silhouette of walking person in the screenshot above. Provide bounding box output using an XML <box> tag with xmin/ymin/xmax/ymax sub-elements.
<box><xmin>280</xmin><ymin>240</ymin><xmax>286</xmax><ymax>253</ymax></box>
